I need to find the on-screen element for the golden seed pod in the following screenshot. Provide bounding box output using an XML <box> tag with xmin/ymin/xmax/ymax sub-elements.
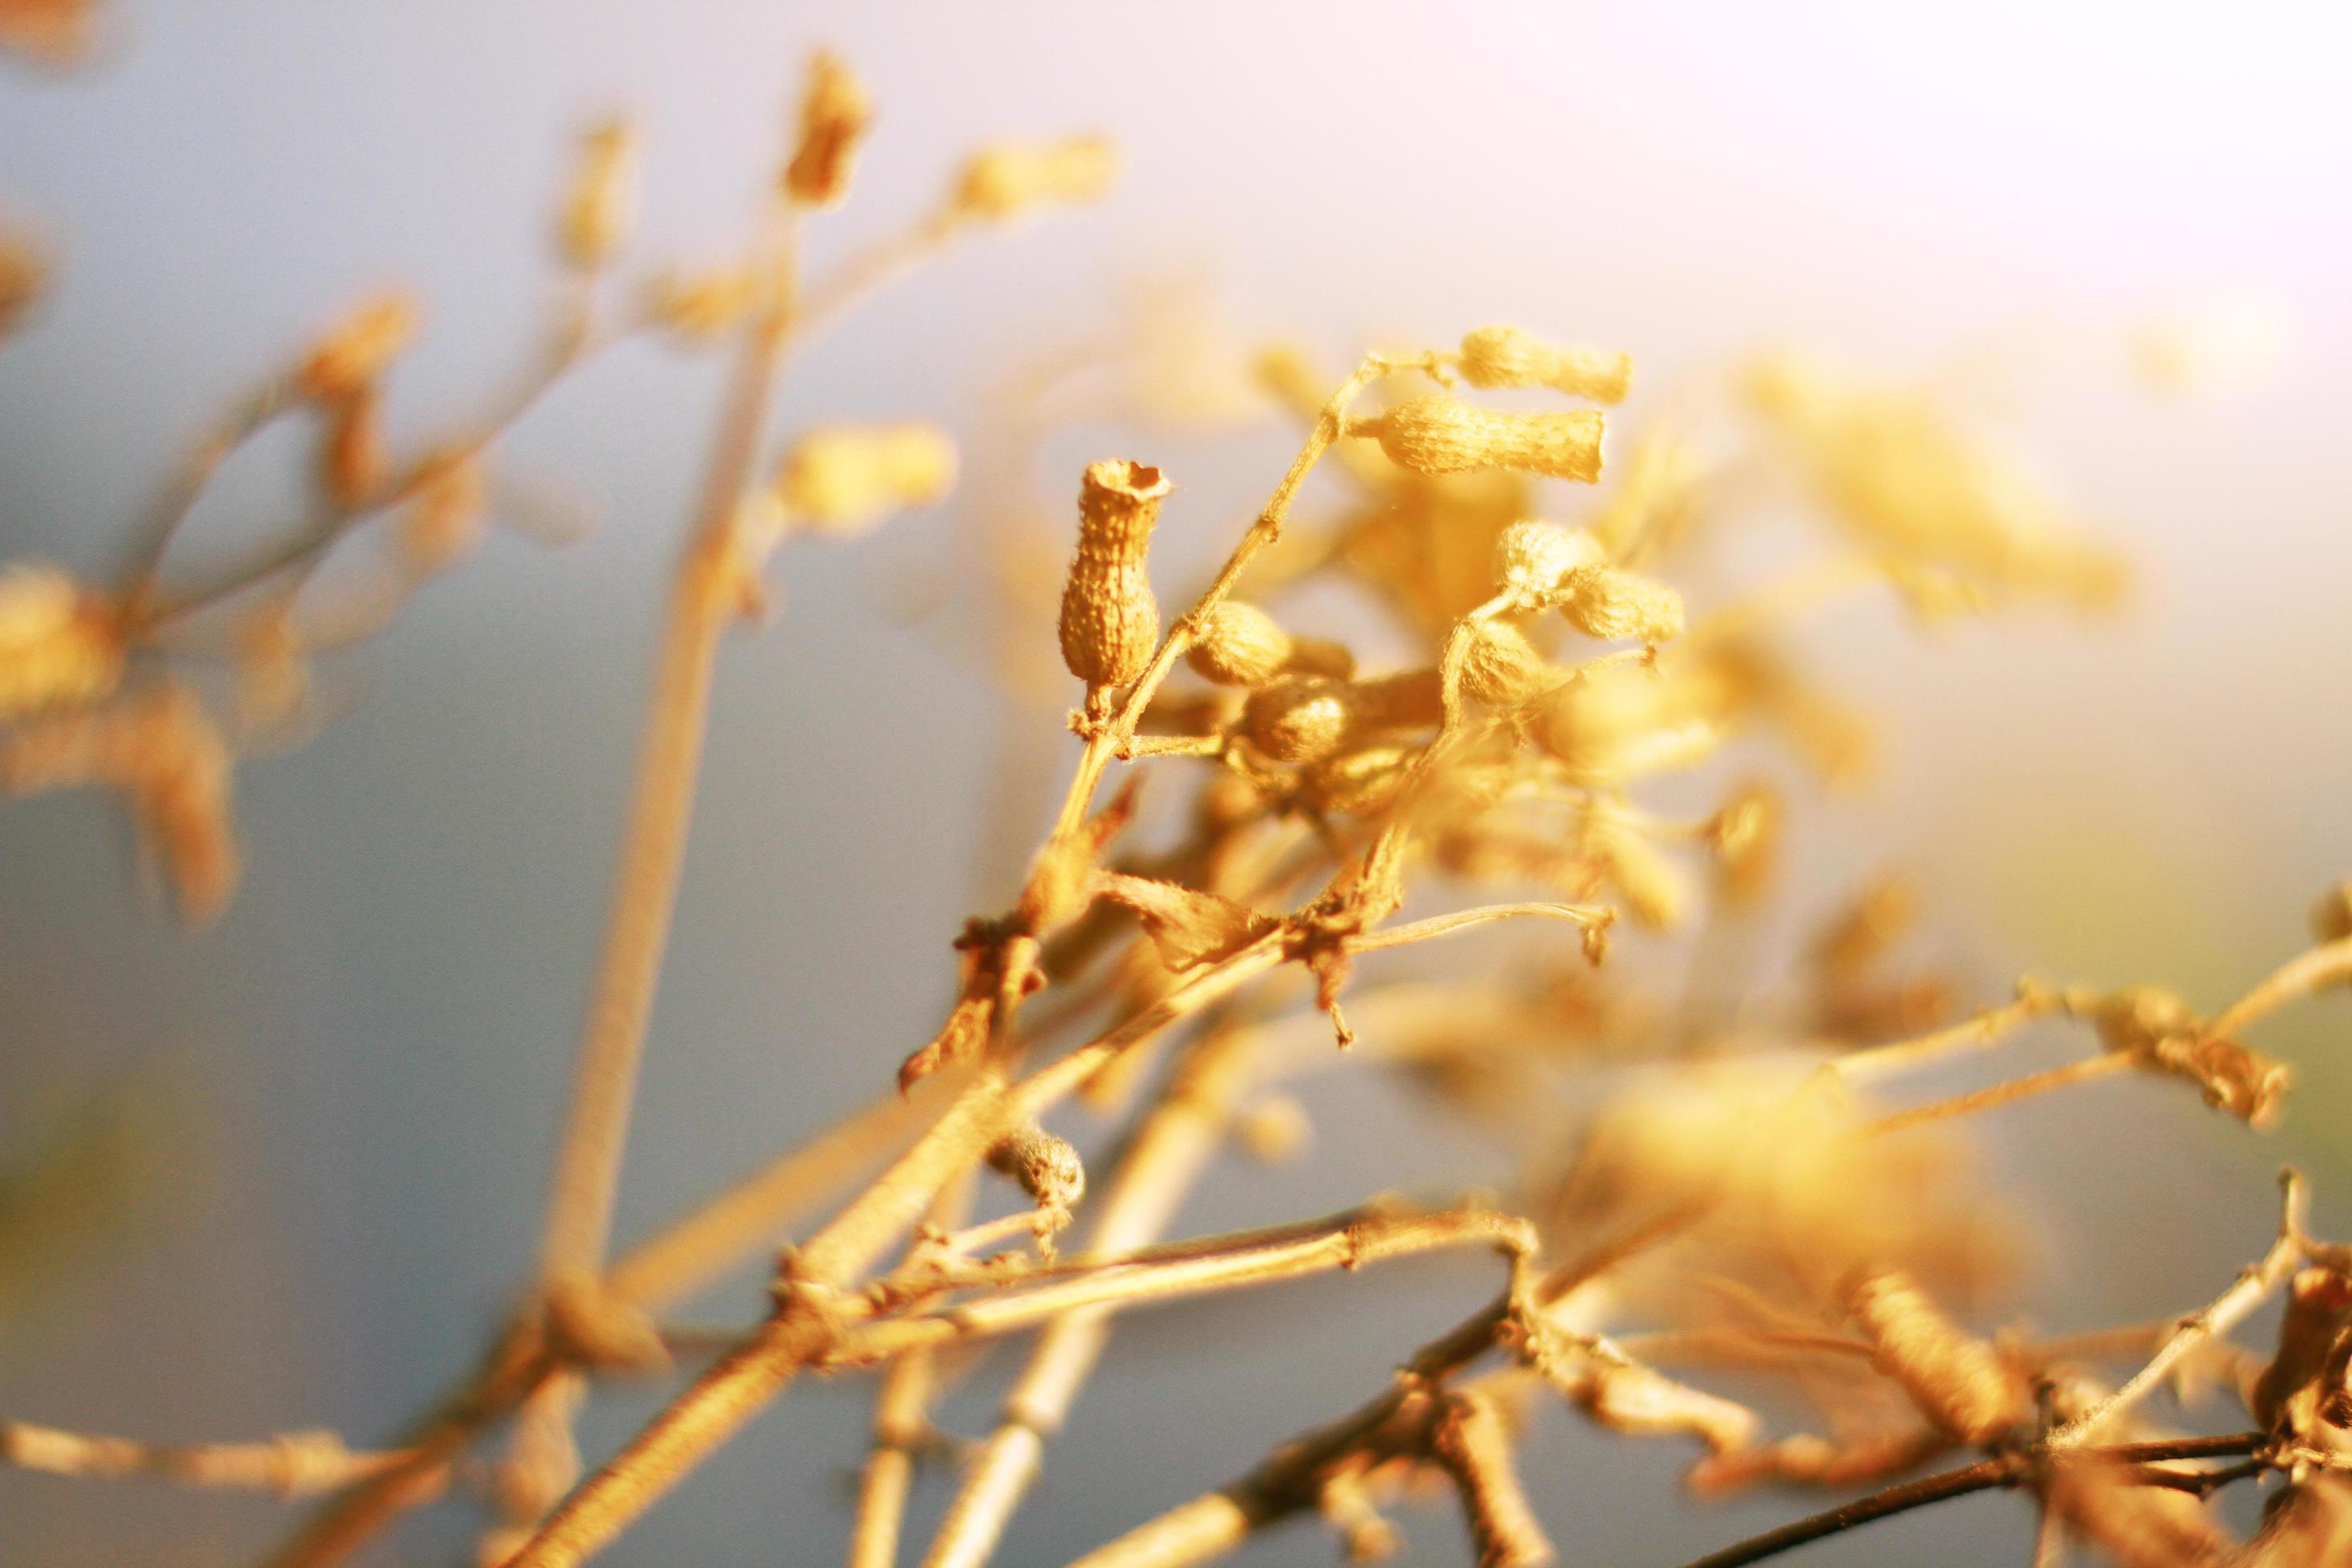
<box><xmin>986</xmin><ymin>1121</ymin><xmax>1086</xmax><ymax>1213</ymax></box>
<box><xmin>1458</xmin><ymin>619</ymin><xmax>1556</xmax><ymax>708</ymax></box>
<box><xmin>1057</xmin><ymin>458</ymin><xmax>1170</xmax><ymax>689</ymax></box>
<box><xmin>1184</xmin><ymin>601</ymin><xmax>1353</xmax><ymax>687</ymax></box>
<box><xmin>774</xmin><ymin>424</ymin><xmax>957</xmax><ymax>538</ymax></box>
<box><xmin>1844</xmin><ymin>1268</ymin><xmax>2026</xmax><ymax>1445</ymax></box>
<box><xmin>1594</xmin><ymin>818</ymin><xmax>1687</xmax><ymax>931</ymax></box>
<box><xmin>1242</xmin><ymin>675</ymin><xmax>1350</xmax><ymax>762</ymax></box>
<box><xmin>1493</xmin><ymin>520</ymin><xmax>1602</xmax><ymax>606</ymax></box>
<box><xmin>0</xmin><ymin>229</ymin><xmax>46</xmax><ymax>339</ymax></box>
<box><xmin>297</xmin><ymin>294</ymin><xmax>419</xmax><ymax>404</ymax></box>
<box><xmin>951</xmin><ymin>135</ymin><xmax>1117</xmax><ymax>222</ymax></box>
<box><xmin>318</xmin><ymin>386</ymin><xmax>387</xmax><ymax>507</ymax></box>
<box><xmin>558</xmin><ymin>116</ymin><xmax>638</xmax><ymax>270</ymax></box>
<box><xmin>1302</xmin><ymin>742</ymin><xmax>1414</xmax><ymax>817</ymax></box>
<box><xmin>1558</xmin><ymin>564</ymin><xmax>1684</xmax><ymax>642</ymax></box>
<box><xmin>782</xmin><ymin>50</ymin><xmax>871</xmax><ymax>208</ymax></box>
<box><xmin>643</xmin><ymin>266</ymin><xmax>761</xmax><ymax>344</ymax></box>
<box><xmin>0</xmin><ymin>562</ymin><xmax>122</xmax><ymax>721</ymax></box>
<box><xmin>1350</xmin><ymin>396</ymin><xmax>1603</xmax><ymax>483</ymax></box>
<box><xmin>1458</xmin><ymin>325</ymin><xmax>1633</xmax><ymax>404</ymax></box>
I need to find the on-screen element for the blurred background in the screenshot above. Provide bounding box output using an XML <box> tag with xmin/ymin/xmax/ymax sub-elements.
<box><xmin>2</xmin><ymin>2</ymin><xmax>2348</xmax><ymax>1563</ymax></box>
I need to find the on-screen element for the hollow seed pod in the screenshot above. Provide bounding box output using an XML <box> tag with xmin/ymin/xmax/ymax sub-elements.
<box><xmin>986</xmin><ymin>1122</ymin><xmax>1086</xmax><ymax>1214</ymax></box>
<box><xmin>1493</xmin><ymin>521</ymin><xmax>1603</xmax><ymax>608</ymax></box>
<box><xmin>1058</xmin><ymin>458</ymin><xmax>1170</xmax><ymax>690</ymax></box>
<box><xmin>952</xmin><ymin>136</ymin><xmax>1117</xmax><ymax>222</ymax></box>
<box><xmin>1458</xmin><ymin>326</ymin><xmax>1634</xmax><ymax>404</ymax></box>
<box><xmin>782</xmin><ymin>50</ymin><xmax>870</xmax><ymax>208</ymax></box>
<box><xmin>1242</xmin><ymin>675</ymin><xmax>1350</xmax><ymax>763</ymax></box>
<box><xmin>1302</xmin><ymin>742</ymin><xmax>1414</xmax><ymax>816</ymax></box>
<box><xmin>1186</xmin><ymin>601</ymin><xmax>1353</xmax><ymax>687</ymax></box>
<box><xmin>1459</xmin><ymin>620</ymin><xmax>1557</xmax><ymax>708</ymax></box>
<box><xmin>1559</xmin><ymin>565</ymin><xmax>1684</xmax><ymax>642</ymax></box>
<box><xmin>1350</xmin><ymin>396</ymin><xmax>1603</xmax><ymax>483</ymax></box>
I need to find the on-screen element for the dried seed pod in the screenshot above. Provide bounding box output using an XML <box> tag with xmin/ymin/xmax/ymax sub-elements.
<box><xmin>318</xmin><ymin>386</ymin><xmax>387</xmax><ymax>506</ymax></box>
<box><xmin>557</xmin><ymin>116</ymin><xmax>638</xmax><ymax>269</ymax></box>
<box><xmin>0</xmin><ymin>228</ymin><xmax>46</xmax><ymax>339</ymax></box>
<box><xmin>1844</xmin><ymin>1267</ymin><xmax>2026</xmax><ymax>1444</ymax></box>
<box><xmin>1589</xmin><ymin>814</ymin><xmax>1687</xmax><ymax>932</ymax></box>
<box><xmin>1493</xmin><ymin>521</ymin><xmax>1603</xmax><ymax>607</ymax></box>
<box><xmin>1094</xmin><ymin>870</ymin><xmax>1273</xmax><ymax>971</ymax></box>
<box><xmin>1458</xmin><ymin>326</ymin><xmax>1633</xmax><ymax>404</ymax></box>
<box><xmin>1430</xmin><ymin>1388</ymin><xmax>1554</xmax><ymax>1568</ymax></box>
<box><xmin>296</xmin><ymin>294</ymin><xmax>419</xmax><ymax>404</ymax></box>
<box><xmin>986</xmin><ymin>1121</ymin><xmax>1086</xmax><ymax>1213</ymax></box>
<box><xmin>1184</xmin><ymin>601</ymin><xmax>1352</xmax><ymax>687</ymax></box>
<box><xmin>1349</xmin><ymin>396</ymin><xmax>1603</xmax><ymax>484</ymax></box>
<box><xmin>1303</xmin><ymin>742</ymin><xmax>1414</xmax><ymax>816</ymax></box>
<box><xmin>1458</xmin><ymin>620</ymin><xmax>1556</xmax><ymax>708</ymax></box>
<box><xmin>1350</xmin><ymin>667</ymin><xmax>1445</xmax><ymax>730</ymax></box>
<box><xmin>1057</xmin><ymin>458</ymin><xmax>1170</xmax><ymax>690</ymax></box>
<box><xmin>0</xmin><ymin>562</ymin><xmax>122</xmax><ymax>721</ymax></box>
<box><xmin>782</xmin><ymin>50</ymin><xmax>870</xmax><ymax>208</ymax></box>
<box><xmin>774</xmin><ymin>425</ymin><xmax>957</xmax><ymax>537</ymax></box>
<box><xmin>1242</xmin><ymin>675</ymin><xmax>1350</xmax><ymax>762</ymax></box>
<box><xmin>1558</xmin><ymin>564</ymin><xmax>1684</xmax><ymax>642</ymax></box>
<box><xmin>952</xmin><ymin>135</ymin><xmax>1117</xmax><ymax>222</ymax></box>
<box><xmin>1535</xmin><ymin>663</ymin><xmax>1723</xmax><ymax>786</ymax></box>
<box><xmin>643</xmin><ymin>266</ymin><xmax>761</xmax><ymax>344</ymax></box>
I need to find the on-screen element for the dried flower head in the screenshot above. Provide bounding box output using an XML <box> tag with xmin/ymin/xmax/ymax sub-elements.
<box><xmin>558</xmin><ymin>116</ymin><xmax>638</xmax><ymax>270</ymax></box>
<box><xmin>1057</xmin><ymin>458</ymin><xmax>1169</xmax><ymax>690</ymax></box>
<box><xmin>952</xmin><ymin>135</ymin><xmax>1116</xmax><ymax>222</ymax></box>
<box><xmin>782</xmin><ymin>50</ymin><xmax>870</xmax><ymax>208</ymax></box>
<box><xmin>0</xmin><ymin>562</ymin><xmax>122</xmax><ymax>720</ymax></box>
<box><xmin>1458</xmin><ymin>326</ymin><xmax>1633</xmax><ymax>404</ymax></box>
<box><xmin>774</xmin><ymin>424</ymin><xmax>957</xmax><ymax>537</ymax></box>
<box><xmin>1350</xmin><ymin>396</ymin><xmax>1604</xmax><ymax>484</ymax></box>
<box><xmin>296</xmin><ymin>293</ymin><xmax>419</xmax><ymax>405</ymax></box>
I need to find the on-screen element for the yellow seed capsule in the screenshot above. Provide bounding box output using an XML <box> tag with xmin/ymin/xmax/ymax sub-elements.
<box><xmin>1559</xmin><ymin>564</ymin><xmax>1684</xmax><ymax>642</ymax></box>
<box><xmin>1493</xmin><ymin>520</ymin><xmax>1602</xmax><ymax>607</ymax></box>
<box><xmin>986</xmin><ymin>1122</ymin><xmax>1086</xmax><ymax>1213</ymax></box>
<box><xmin>558</xmin><ymin>116</ymin><xmax>638</xmax><ymax>270</ymax></box>
<box><xmin>1350</xmin><ymin>395</ymin><xmax>1603</xmax><ymax>483</ymax></box>
<box><xmin>643</xmin><ymin>266</ymin><xmax>761</xmax><ymax>344</ymax></box>
<box><xmin>782</xmin><ymin>50</ymin><xmax>870</xmax><ymax>208</ymax></box>
<box><xmin>1302</xmin><ymin>742</ymin><xmax>1414</xmax><ymax>816</ymax></box>
<box><xmin>952</xmin><ymin>136</ymin><xmax>1117</xmax><ymax>222</ymax></box>
<box><xmin>775</xmin><ymin>424</ymin><xmax>957</xmax><ymax>537</ymax></box>
<box><xmin>1458</xmin><ymin>619</ymin><xmax>1556</xmax><ymax>708</ymax></box>
<box><xmin>318</xmin><ymin>386</ymin><xmax>388</xmax><ymax>507</ymax></box>
<box><xmin>1057</xmin><ymin>458</ymin><xmax>1169</xmax><ymax>690</ymax></box>
<box><xmin>1185</xmin><ymin>601</ymin><xmax>1353</xmax><ymax>687</ymax></box>
<box><xmin>1458</xmin><ymin>325</ymin><xmax>1633</xmax><ymax>404</ymax></box>
<box><xmin>0</xmin><ymin>562</ymin><xmax>122</xmax><ymax>721</ymax></box>
<box><xmin>1242</xmin><ymin>676</ymin><xmax>1350</xmax><ymax>762</ymax></box>
<box><xmin>297</xmin><ymin>294</ymin><xmax>419</xmax><ymax>404</ymax></box>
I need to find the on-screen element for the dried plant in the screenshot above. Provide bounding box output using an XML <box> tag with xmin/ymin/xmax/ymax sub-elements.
<box><xmin>6</xmin><ymin>36</ymin><xmax>2350</xmax><ymax>1568</ymax></box>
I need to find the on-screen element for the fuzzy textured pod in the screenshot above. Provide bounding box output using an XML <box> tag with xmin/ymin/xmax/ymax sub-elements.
<box><xmin>1242</xmin><ymin>670</ymin><xmax>1443</xmax><ymax>764</ymax></box>
<box><xmin>952</xmin><ymin>135</ymin><xmax>1116</xmax><ymax>222</ymax></box>
<box><xmin>1350</xmin><ymin>396</ymin><xmax>1604</xmax><ymax>484</ymax></box>
<box><xmin>558</xmin><ymin>116</ymin><xmax>638</xmax><ymax>269</ymax></box>
<box><xmin>1843</xmin><ymin>1267</ymin><xmax>2026</xmax><ymax>1444</ymax></box>
<box><xmin>985</xmin><ymin>1121</ymin><xmax>1086</xmax><ymax>1213</ymax></box>
<box><xmin>782</xmin><ymin>50</ymin><xmax>870</xmax><ymax>207</ymax></box>
<box><xmin>1458</xmin><ymin>619</ymin><xmax>1557</xmax><ymax>708</ymax></box>
<box><xmin>1493</xmin><ymin>521</ymin><xmax>1603</xmax><ymax>608</ymax></box>
<box><xmin>774</xmin><ymin>424</ymin><xmax>956</xmax><ymax>537</ymax></box>
<box><xmin>0</xmin><ymin>563</ymin><xmax>122</xmax><ymax>721</ymax></box>
<box><xmin>1184</xmin><ymin>601</ymin><xmax>1352</xmax><ymax>688</ymax></box>
<box><xmin>1057</xmin><ymin>458</ymin><xmax>1170</xmax><ymax>690</ymax></box>
<box><xmin>1458</xmin><ymin>326</ymin><xmax>1633</xmax><ymax>404</ymax></box>
<box><xmin>1558</xmin><ymin>565</ymin><xmax>1684</xmax><ymax>643</ymax></box>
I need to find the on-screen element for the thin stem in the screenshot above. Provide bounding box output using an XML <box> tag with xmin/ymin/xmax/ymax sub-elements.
<box><xmin>1863</xmin><ymin>1053</ymin><xmax>2132</xmax><ymax>1138</ymax></box>
<box><xmin>1829</xmin><ymin>986</ymin><xmax>2064</xmax><ymax>1082</ymax></box>
<box><xmin>2</xmin><ymin>1420</ymin><xmax>415</xmax><ymax>1497</ymax></box>
<box><xmin>2208</xmin><ymin>935</ymin><xmax>2352</xmax><ymax>1039</ymax></box>
<box><xmin>1341</xmin><ymin>901</ymin><xmax>1610</xmax><ymax>955</ymax></box>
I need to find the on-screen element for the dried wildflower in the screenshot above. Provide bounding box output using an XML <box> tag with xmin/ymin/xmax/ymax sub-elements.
<box><xmin>1458</xmin><ymin>326</ymin><xmax>1632</xmax><ymax>404</ymax></box>
<box><xmin>1094</xmin><ymin>870</ymin><xmax>1274</xmax><ymax>972</ymax></box>
<box><xmin>0</xmin><ymin>562</ymin><xmax>122</xmax><ymax>720</ymax></box>
<box><xmin>1430</xmin><ymin>1388</ymin><xmax>1554</xmax><ymax>1568</ymax></box>
<box><xmin>399</xmin><ymin>449</ymin><xmax>490</xmax><ymax>575</ymax></box>
<box><xmin>0</xmin><ymin>226</ymin><xmax>46</xmax><ymax>338</ymax></box>
<box><xmin>1492</xmin><ymin>521</ymin><xmax>1603</xmax><ymax>609</ymax></box>
<box><xmin>1458</xmin><ymin>620</ymin><xmax>1556</xmax><ymax>708</ymax></box>
<box><xmin>1185</xmin><ymin>601</ymin><xmax>1352</xmax><ymax>687</ymax></box>
<box><xmin>1843</xmin><ymin>1267</ymin><xmax>2026</xmax><ymax>1443</ymax></box>
<box><xmin>984</xmin><ymin>1121</ymin><xmax>1086</xmax><ymax>1216</ymax></box>
<box><xmin>1349</xmin><ymin>396</ymin><xmax>1604</xmax><ymax>484</ymax></box>
<box><xmin>782</xmin><ymin>50</ymin><xmax>870</xmax><ymax>208</ymax></box>
<box><xmin>1057</xmin><ymin>458</ymin><xmax>1170</xmax><ymax>690</ymax></box>
<box><xmin>296</xmin><ymin>293</ymin><xmax>419</xmax><ymax>405</ymax></box>
<box><xmin>774</xmin><ymin>424</ymin><xmax>957</xmax><ymax>537</ymax></box>
<box><xmin>643</xmin><ymin>265</ymin><xmax>761</xmax><ymax>344</ymax></box>
<box><xmin>557</xmin><ymin>116</ymin><xmax>638</xmax><ymax>269</ymax></box>
<box><xmin>951</xmin><ymin>136</ymin><xmax>1116</xmax><ymax>222</ymax></box>
<box><xmin>1557</xmin><ymin>564</ymin><xmax>1684</xmax><ymax>642</ymax></box>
